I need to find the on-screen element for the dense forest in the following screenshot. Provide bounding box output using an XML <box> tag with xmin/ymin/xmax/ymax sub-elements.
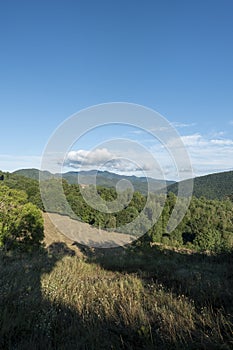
<box><xmin>168</xmin><ymin>170</ymin><xmax>233</xmax><ymax>200</ymax></box>
<box><xmin>13</xmin><ymin>168</ymin><xmax>172</xmax><ymax>195</ymax></box>
<box><xmin>41</xmin><ymin>179</ymin><xmax>233</xmax><ymax>252</ymax></box>
<box><xmin>13</xmin><ymin>167</ymin><xmax>233</xmax><ymax>200</ymax></box>
<box><xmin>1</xmin><ymin>170</ymin><xmax>232</xmax><ymax>252</ymax></box>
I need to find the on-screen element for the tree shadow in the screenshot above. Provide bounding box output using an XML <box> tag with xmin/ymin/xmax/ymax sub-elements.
<box><xmin>0</xmin><ymin>243</ymin><xmax>169</xmax><ymax>350</ymax></box>
<box><xmin>87</xmin><ymin>242</ymin><xmax>233</xmax><ymax>314</ymax></box>
<box><xmin>0</xmin><ymin>242</ymin><xmax>232</xmax><ymax>349</ymax></box>
<box><xmin>0</xmin><ymin>243</ymin><xmax>76</xmax><ymax>349</ymax></box>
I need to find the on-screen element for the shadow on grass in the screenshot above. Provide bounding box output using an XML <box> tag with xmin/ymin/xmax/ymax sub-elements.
<box><xmin>87</xmin><ymin>242</ymin><xmax>233</xmax><ymax>314</ymax></box>
<box><xmin>0</xmin><ymin>243</ymin><xmax>174</xmax><ymax>350</ymax></box>
<box><xmin>0</xmin><ymin>242</ymin><xmax>232</xmax><ymax>349</ymax></box>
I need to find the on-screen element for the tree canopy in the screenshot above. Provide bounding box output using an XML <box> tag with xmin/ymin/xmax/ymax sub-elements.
<box><xmin>0</xmin><ymin>185</ymin><xmax>44</xmax><ymax>250</ymax></box>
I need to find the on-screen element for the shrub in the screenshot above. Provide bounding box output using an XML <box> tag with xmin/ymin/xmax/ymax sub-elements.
<box><xmin>0</xmin><ymin>185</ymin><xmax>44</xmax><ymax>250</ymax></box>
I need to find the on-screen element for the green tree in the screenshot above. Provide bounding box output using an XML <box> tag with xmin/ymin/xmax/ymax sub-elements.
<box><xmin>15</xmin><ymin>203</ymin><xmax>44</xmax><ymax>249</ymax></box>
<box><xmin>0</xmin><ymin>185</ymin><xmax>44</xmax><ymax>250</ymax></box>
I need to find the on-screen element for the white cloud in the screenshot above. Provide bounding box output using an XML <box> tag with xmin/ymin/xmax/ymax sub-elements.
<box><xmin>172</xmin><ymin>122</ymin><xmax>196</xmax><ymax>128</ymax></box>
<box><xmin>210</xmin><ymin>139</ymin><xmax>233</xmax><ymax>146</ymax></box>
<box><xmin>150</xmin><ymin>131</ymin><xmax>233</xmax><ymax>178</ymax></box>
<box><xmin>179</xmin><ymin>134</ymin><xmax>233</xmax><ymax>176</ymax></box>
<box><xmin>62</xmin><ymin>131</ymin><xmax>233</xmax><ymax>180</ymax></box>
<box><xmin>164</xmin><ymin>133</ymin><xmax>202</xmax><ymax>148</ymax></box>
<box><xmin>2</xmin><ymin>126</ymin><xmax>232</xmax><ymax>181</ymax></box>
<box><xmin>66</xmin><ymin>148</ymin><xmax>113</xmax><ymax>167</ymax></box>
<box><xmin>64</xmin><ymin>148</ymin><xmax>153</xmax><ymax>174</ymax></box>
<box><xmin>211</xmin><ymin>131</ymin><xmax>225</xmax><ymax>137</ymax></box>
<box><xmin>181</xmin><ymin>134</ymin><xmax>203</xmax><ymax>146</ymax></box>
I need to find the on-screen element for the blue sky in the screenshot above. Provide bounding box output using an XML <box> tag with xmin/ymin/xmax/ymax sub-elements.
<box><xmin>0</xmin><ymin>0</ymin><xmax>233</xmax><ymax>179</ymax></box>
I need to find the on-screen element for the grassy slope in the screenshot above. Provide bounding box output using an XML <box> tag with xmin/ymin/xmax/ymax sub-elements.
<box><xmin>43</xmin><ymin>212</ymin><xmax>135</xmax><ymax>248</ymax></box>
<box><xmin>0</xmin><ymin>215</ymin><xmax>232</xmax><ymax>349</ymax></box>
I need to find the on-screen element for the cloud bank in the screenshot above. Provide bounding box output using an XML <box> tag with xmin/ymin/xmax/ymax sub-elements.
<box><xmin>1</xmin><ymin>131</ymin><xmax>232</xmax><ymax>180</ymax></box>
<box><xmin>64</xmin><ymin>148</ymin><xmax>152</xmax><ymax>173</ymax></box>
<box><xmin>62</xmin><ymin>130</ymin><xmax>233</xmax><ymax>180</ymax></box>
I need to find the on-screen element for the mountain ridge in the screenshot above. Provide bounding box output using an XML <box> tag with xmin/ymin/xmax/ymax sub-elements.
<box><xmin>9</xmin><ymin>168</ymin><xmax>233</xmax><ymax>200</ymax></box>
<box><xmin>12</xmin><ymin>168</ymin><xmax>174</xmax><ymax>195</ymax></box>
<box><xmin>167</xmin><ymin>170</ymin><xmax>233</xmax><ymax>200</ymax></box>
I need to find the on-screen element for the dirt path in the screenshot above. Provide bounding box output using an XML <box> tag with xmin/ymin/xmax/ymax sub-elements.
<box><xmin>43</xmin><ymin>212</ymin><xmax>135</xmax><ymax>249</ymax></box>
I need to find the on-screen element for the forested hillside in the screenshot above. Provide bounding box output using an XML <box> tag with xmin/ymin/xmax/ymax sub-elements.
<box><xmin>0</xmin><ymin>171</ymin><xmax>43</xmax><ymax>209</ymax></box>
<box><xmin>168</xmin><ymin>170</ymin><xmax>233</xmax><ymax>200</ymax></box>
<box><xmin>13</xmin><ymin>168</ymin><xmax>233</xmax><ymax>200</ymax></box>
<box><xmin>41</xmin><ymin>179</ymin><xmax>233</xmax><ymax>252</ymax></box>
<box><xmin>1</xmin><ymin>169</ymin><xmax>233</xmax><ymax>252</ymax></box>
<box><xmin>13</xmin><ymin>168</ymin><xmax>174</xmax><ymax>194</ymax></box>
<box><xmin>13</xmin><ymin>168</ymin><xmax>54</xmax><ymax>181</ymax></box>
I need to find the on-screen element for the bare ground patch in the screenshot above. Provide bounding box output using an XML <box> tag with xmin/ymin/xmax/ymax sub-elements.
<box><xmin>43</xmin><ymin>212</ymin><xmax>135</xmax><ymax>250</ymax></box>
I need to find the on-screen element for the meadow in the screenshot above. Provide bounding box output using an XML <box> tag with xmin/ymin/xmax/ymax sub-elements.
<box><xmin>0</xmin><ymin>240</ymin><xmax>232</xmax><ymax>349</ymax></box>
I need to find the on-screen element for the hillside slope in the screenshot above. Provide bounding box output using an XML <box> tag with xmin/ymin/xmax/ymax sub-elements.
<box><xmin>13</xmin><ymin>168</ymin><xmax>54</xmax><ymax>181</ymax></box>
<box><xmin>11</xmin><ymin>168</ymin><xmax>233</xmax><ymax>199</ymax></box>
<box><xmin>13</xmin><ymin>168</ymin><xmax>174</xmax><ymax>194</ymax></box>
<box><xmin>168</xmin><ymin>170</ymin><xmax>233</xmax><ymax>199</ymax></box>
<box><xmin>43</xmin><ymin>212</ymin><xmax>135</xmax><ymax>249</ymax></box>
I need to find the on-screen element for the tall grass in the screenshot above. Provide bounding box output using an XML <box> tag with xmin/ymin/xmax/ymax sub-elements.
<box><xmin>0</xmin><ymin>244</ymin><xmax>232</xmax><ymax>349</ymax></box>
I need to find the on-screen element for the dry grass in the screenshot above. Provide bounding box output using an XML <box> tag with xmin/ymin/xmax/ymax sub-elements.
<box><xmin>0</xmin><ymin>244</ymin><xmax>232</xmax><ymax>350</ymax></box>
<box><xmin>43</xmin><ymin>212</ymin><xmax>135</xmax><ymax>249</ymax></box>
<box><xmin>0</xmin><ymin>214</ymin><xmax>232</xmax><ymax>349</ymax></box>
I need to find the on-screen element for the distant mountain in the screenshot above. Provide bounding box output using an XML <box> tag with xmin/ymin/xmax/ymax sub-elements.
<box><xmin>167</xmin><ymin>170</ymin><xmax>233</xmax><ymax>200</ymax></box>
<box><xmin>10</xmin><ymin>168</ymin><xmax>233</xmax><ymax>199</ymax></box>
<box><xmin>63</xmin><ymin>170</ymin><xmax>175</xmax><ymax>194</ymax></box>
<box><xmin>13</xmin><ymin>168</ymin><xmax>174</xmax><ymax>194</ymax></box>
<box><xmin>13</xmin><ymin>168</ymin><xmax>54</xmax><ymax>181</ymax></box>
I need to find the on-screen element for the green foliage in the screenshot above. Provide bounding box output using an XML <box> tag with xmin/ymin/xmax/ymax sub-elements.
<box><xmin>183</xmin><ymin>197</ymin><xmax>233</xmax><ymax>251</ymax></box>
<box><xmin>15</xmin><ymin>203</ymin><xmax>44</xmax><ymax>247</ymax></box>
<box><xmin>1</xmin><ymin>172</ymin><xmax>43</xmax><ymax>209</ymax></box>
<box><xmin>60</xmin><ymin>180</ymin><xmax>233</xmax><ymax>252</ymax></box>
<box><xmin>1</xmin><ymin>169</ymin><xmax>233</xmax><ymax>253</ymax></box>
<box><xmin>168</xmin><ymin>170</ymin><xmax>233</xmax><ymax>200</ymax></box>
<box><xmin>13</xmin><ymin>168</ymin><xmax>53</xmax><ymax>181</ymax></box>
<box><xmin>40</xmin><ymin>179</ymin><xmax>73</xmax><ymax>215</ymax></box>
<box><xmin>116</xmin><ymin>206</ymin><xmax>139</xmax><ymax>226</ymax></box>
<box><xmin>146</xmin><ymin>194</ymin><xmax>233</xmax><ymax>252</ymax></box>
<box><xmin>13</xmin><ymin>168</ymin><xmax>173</xmax><ymax>194</ymax></box>
<box><xmin>0</xmin><ymin>185</ymin><xmax>44</xmax><ymax>250</ymax></box>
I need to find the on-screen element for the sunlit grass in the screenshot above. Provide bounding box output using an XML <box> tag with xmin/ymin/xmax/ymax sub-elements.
<box><xmin>0</xmin><ymin>246</ymin><xmax>232</xmax><ymax>349</ymax></box>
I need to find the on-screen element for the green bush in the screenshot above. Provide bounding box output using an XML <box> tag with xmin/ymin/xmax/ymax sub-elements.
<box><xmin>0</xmin><ymin>185</ymin><xmax>44</xmax><ymax>250</ymax></box>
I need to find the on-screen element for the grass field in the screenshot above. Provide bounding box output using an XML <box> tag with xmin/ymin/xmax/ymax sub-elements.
<box><xmin>0</xmin><ymin>214</ymin><xmax>232</xmax><ymax>349</ymax></box>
